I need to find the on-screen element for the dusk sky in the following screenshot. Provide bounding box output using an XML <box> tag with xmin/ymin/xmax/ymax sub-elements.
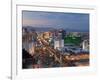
<box><xmin>22</xmin><ymin>11</ymin><xmax>89</xmax><ymax>32</ymax></box>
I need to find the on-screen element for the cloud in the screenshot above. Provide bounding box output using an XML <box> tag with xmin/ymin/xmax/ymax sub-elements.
<box><xmin>22</xmin><ymin>11</ymin><xmax>89</xmax><ymax>31</ymax></box>
<box><xmin>23</xmin><ymin>18</ymin><xmax>48</xmax><ymax>26</ymax></box>
<box><xmin>22</xmin><ymin>18</ymin><xmax>59</xmax><ymax>27</ymax></box>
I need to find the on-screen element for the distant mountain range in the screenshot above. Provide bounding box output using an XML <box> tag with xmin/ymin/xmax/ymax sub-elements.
<box><xmin>22</xmin><ymin>26</ymin><xmax>89</xmax><ymax>32</ymax></box>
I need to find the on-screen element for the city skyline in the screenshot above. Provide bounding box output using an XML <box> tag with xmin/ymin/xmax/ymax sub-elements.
<box><xmin>22</xmin><ymin>11</ymin><xmax>89</xmax><ymax>32</ymax></box>
<box><xmin>22</xmin><ymin>11</ymin><xmax>89</xmax><ymax>68</ymax></box>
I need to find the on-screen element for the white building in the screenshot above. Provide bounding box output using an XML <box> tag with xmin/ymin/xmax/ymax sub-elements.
<box><xmin>22</xmin><ymin>41</ymin><xmax>35</xmax><ymax>56</ymax></box>
<box><xmin>54</xmin><ymin>39</ymin><xmax>64</xmax><ymax>50</ymax></box>
<box><xmin>82</xmin><ymin>40</ymin><xmax>89</xmax><ymax>51</ymax></box>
